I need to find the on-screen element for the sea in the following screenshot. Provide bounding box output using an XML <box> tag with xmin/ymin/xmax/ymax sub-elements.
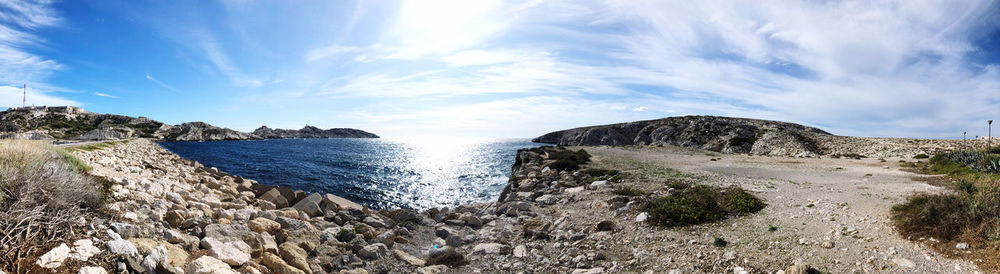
<box><xmin>157</xmin><ymin>138</ymin><xmax>537</xmax><ymax>210</ymax></box>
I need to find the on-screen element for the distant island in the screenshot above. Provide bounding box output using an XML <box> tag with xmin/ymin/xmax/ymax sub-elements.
<box><xmin>0</xmin><ymin>106</ymin><xmax>379</xmax><ymax>141</ymax></box>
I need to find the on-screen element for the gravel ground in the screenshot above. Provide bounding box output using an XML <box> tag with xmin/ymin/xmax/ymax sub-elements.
<box><xmin>565</xmin><ymin>145</ymin><xmax>981</xmax><ymax>273</ymax></box>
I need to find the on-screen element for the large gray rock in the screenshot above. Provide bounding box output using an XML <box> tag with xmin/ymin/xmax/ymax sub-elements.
<box><xmin>320</xmin><ymin>193</ymin><xmax>363</xmax><ymax>211</ymax></box>
<box><xmin>259</xmin><ymin>189</ymin><xmax>289</xmax><ymax>208</ymax></box>
<box><xmin>359</xmin><ymin>243</ymin><xmax>389</xmax><ymax>260</ymax></box>
<box><xmin>292</xmin><ymin>193</ymin><xmax>322</xmax><ymax>217</ymax></box>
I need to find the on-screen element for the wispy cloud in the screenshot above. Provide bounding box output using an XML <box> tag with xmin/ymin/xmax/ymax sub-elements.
<box><xmin>93</xmin><ymin>91</ymin><xmax>117</xmax><ymax>98</ymax></box>
<box><xmin>0</xmin><ymin>85</ymin><xmax>78</xmax><ymax>108</ymax></box>
<box><xmin>304</xmin><ymin>45</ymin><xmax>360</xmax><ymax>62</ymax></box>
<box><xmin>195</xmin><ymin>34</ymin><xmax>266</xmax><ymax>88</ymax></box>
<box><xmin>145</xmin><ymin>73</ymin><xmax>178</xmax><ymax>92</ymax></box>
<box><xmin>0</xmin><ymin>0</ymin><xmax>72</xmax><ymax>107</ymax></box>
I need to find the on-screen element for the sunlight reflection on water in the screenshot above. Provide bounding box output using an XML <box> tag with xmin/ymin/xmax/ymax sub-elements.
<box><xmin>159</xmin><ymin>137</ymin><xmax>535</xmax><ymax>210</ymax></box>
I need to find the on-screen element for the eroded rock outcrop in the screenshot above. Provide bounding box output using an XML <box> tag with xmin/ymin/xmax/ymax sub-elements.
<box><xmin>0</xmin><ymin>107</ymin><xmax>379</xmax><ymax>142</ymax></box>
<box><xmin>252</xmin><ymin>125</ymin><xmax>379</xmax><ymax>139</ymax></box>
<box><xmin>534</xmin><ymin>115</ymin><xmax>967</xmax><ymax>158</ymax></box>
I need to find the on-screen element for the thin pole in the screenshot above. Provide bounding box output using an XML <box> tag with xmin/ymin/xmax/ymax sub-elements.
<box><xmin>990</xmin><ymin>120</ymin><xmax>993</xmax><ymax>151</ymax></box>
<box><xmin>964</xmin><ymin>131</ymin><xmax>967</xmax><ymax>151</ymax></box>
<box><xmin>22</xmin><ymin>84</ymin><xmax>26</xmax><ymax>108</ymax></box>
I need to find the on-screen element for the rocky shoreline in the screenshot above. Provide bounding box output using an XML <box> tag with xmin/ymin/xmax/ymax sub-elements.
<box><xmin>34</xmin><ymin>139</ymin><xmax>635</xmax><ymax>273</ymax></box>
<box><xmin>0</xmin><ymin>106</ymin><xmax>379</xmax><ymax>142</ymax></box>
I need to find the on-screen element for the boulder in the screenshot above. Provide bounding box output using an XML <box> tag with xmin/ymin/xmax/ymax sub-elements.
<box><xmin>110</xmin><ymin>222</ymin><xmax>142</xmax><ymax>238</ymax></box>
<box><xmin>260</xmin><ymin>189</ymin><xmax>289</xmax><ymax>208</ymax></box>
<box><xmin>320</xmin><ymin>193</ymin><xmax>362</xmax><ymax>211</ymax></box>
<box><xmin>262</xmin><ymin>252</ymin><xmax>306</xmax><ymax>274</ymax></box>
<box><xmin>472</xmin><ymin>243</ymin><xmax>510</xmax><ymax>255</ymax></box>
<box><xmin>107</xmin><ymin>239</ymin><xmax>138</xmax><ymax>257</ymax></box>
<box><xmin>292</xmin><ymin>198</ymin><xmax>322</xmax><ymax>217</ymax></box>
<box><xmin>278</xmin><ymin>243</ymin><xmax>312</xmax><ymax>274</ymax></box>
<box><xmin>359</xmin><ymin>243</ymin><xmax>389</xmax><ymax>260</ymax></box>
<box><xmin>185</xmin><ymin>255</ymin><xmax>238</xmax><ymax>274</ymax></box>
<box><xmin>36</xmin><ymin>243</ymin><xmax>70</xmax><ymax>269</ymax></box>
<box><xmin>248</xmin><ymin>218</ymin><xmax>281</xmax><ymax>233</ymax></box>
<box><xmin>165</xmin><ymin>210</ymin><xmax>186</xmax><ymax>228</ymax></box>
<box><xmin>78</xmin><ymin>266</ymin><xmax>108</xmax><ymax>274</ymax></box>
<box><xmin>68</xmin><ymin>239</ymin><xmax>102</xmax><ymax>261</ymax></box>
<box><xmin>393</xmin><ymin>249</ymin><xmax>425</xmax><ymax>266</ymax></box>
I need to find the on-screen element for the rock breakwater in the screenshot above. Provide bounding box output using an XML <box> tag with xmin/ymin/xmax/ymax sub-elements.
<box><xmin>39</xmin><ymin>139</ymin><xmax>645</xmax><ymax>273</ymax></box>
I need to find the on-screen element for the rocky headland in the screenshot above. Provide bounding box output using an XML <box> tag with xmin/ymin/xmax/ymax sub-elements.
<box><xmin>253</xmin><ymin>126</ymin><xmax>379</xmax><ymax>139</ymax></box>
<box><xmin>0</xmin><ymin>106</ymin><xmax>378</xmax><ymax>142</ymax></box>
<box><xmin>534</xmin><ymin>115</ymin><xmax>978</xmax><ymax>158</ymax></box>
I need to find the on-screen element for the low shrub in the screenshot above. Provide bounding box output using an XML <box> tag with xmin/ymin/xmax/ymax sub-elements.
<box><xmin>0</xmin><ymin>140</ymin><xmax>105</xmax><ymax>271</ymax></box>
<box><xmin>891</xmin><ymin>194</ymin><xmax>968</xmax><ymax>240</ymax></box>
<box><xmin>713</xmin><ymin>237</ymin><xmax>728</xmax><ymax>247</ymax></box>
<box><xmin>914</xmin><ymin>154</ymin><xmax>929</xmax><ymax>159</ymax></box>
<box><xmin>613</xmin><ymin>187</ymin><xmax>647</xmax><ymax>196</ymax></box>
<box><xmin>545</xmin><ymin>160</ymin><xmax>580</xmax><ymax>172</ymax></box>
<box><xmin>646</xmin><ymin>185</ymin><xmax>765</xmax><ymax>227</ymax></box>
<box><xmin>725</xmin><ymin>188</ymin><xmax>766</xmax><ymax>214</ymax></box>
<box><xmin>583</xmin><ymin>168</ymin><xmax>619</xmax><ymax>177</ymax></box>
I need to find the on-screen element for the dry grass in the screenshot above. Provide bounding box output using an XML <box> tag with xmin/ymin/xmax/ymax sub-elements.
<box><xmin>0</xmin><ymin>140</ymin><xmax>104</xmax><ymax>273</ymax></box>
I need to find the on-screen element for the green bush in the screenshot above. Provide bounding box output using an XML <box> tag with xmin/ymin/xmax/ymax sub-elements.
<box><xmin>713</xmin><ymin>237</ymin><xmax>728</xmax><ymax>247</ymax></box>
<box><xmin>914</xmin><ymin>154</ymin><xmax>929</xmax><ymax>159</ymax></box>
<box><xmin>646</xmin><ymin>185</ymin><xmax>765</xmax><ymax>227</ymax></box>
<box><xmin>546</xmin><ymin>160</ymin><xmax>580</xmax><ymax>172</ymax></box>
<box><xmin>891</xmin><ymin>194</ymin><xmax>968</xmax><ymax>240</ymax></box>
<box><xmin>725</xmin><ymin>188</ymin><xmax>766</xmax><ymax>214</ymax></box>
<box><xmin>613</xmin><ymin>187</ymin><xmax>647</xmax><ymax>197</ymax></box>
<box><xmin>956</xmin><ymin>179</ymin><xmax>977</xmax><ymax>195</ymax></box>
<box><xmin>583</xmin><ymin>168</ymin><xmax>619</xmax><ymax>177</ymax></box>
<box><xmin>546</xmin><ymin>149</ymin><xmax>591</xmax><ymax>164</ymax></box>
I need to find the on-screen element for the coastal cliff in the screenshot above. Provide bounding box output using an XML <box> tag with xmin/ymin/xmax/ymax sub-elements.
<box><xmin>0</xmin><ymin>106</ymin><xmax>378</xmax><ymax>142</ymax></box>
<box><xmin>535</xmin><ymin>115</ymin><xmax>968</xmax><ymax>158</ymax></box>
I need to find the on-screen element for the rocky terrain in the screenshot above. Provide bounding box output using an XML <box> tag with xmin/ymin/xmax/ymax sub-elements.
<box><xmin>21</xmin><ymin>136</ymin><xmax>982</xmax><ymax>274</ymax></box>
<box><xmin>0</xmin><ymin>106</ymin><xmax>378</xmax><ymax>142</ymax></box>
<box><xmin>534</xmin><ymin>115</ymin><xmax>979</xmax><ymax>158</ymax></box>
<box><xmin>253</xmin><ymin>126</ymin><xmax>379</xmax><ymax>139</ymax></box>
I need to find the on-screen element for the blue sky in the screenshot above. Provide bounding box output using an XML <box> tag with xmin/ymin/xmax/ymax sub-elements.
<box><xmin>1</xmin><ymin>0</ymin><xmax>999</xmax><ymax>138</ymax></box>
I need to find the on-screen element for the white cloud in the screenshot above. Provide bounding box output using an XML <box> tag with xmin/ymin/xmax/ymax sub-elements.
<box><xmin>145</xmin><ymin>73</ymin><xmax>178</xmax><ymax>92</ymax></box>
<box><xmin>304</xmin><ymin>45</ymin><xmax>360</xmax><ymax>62</ymax></box>
<box><xmin>196</xmin><ymin>34</ymin><xmax>265</xmax><ymax>87</ymax></box>
<box><xmin>0</xmin><ymin>85</ymin><xmax>78</xmax><ymax>108</ymax></box>
<box><xmin>93</xmin><ymin>91</ymin><xmax>117</xmax><ymax>98</ymax></box>
<box><xmin>631</xmin><ymin>106</ymin><xmax>647</xmax><ymax>112</ymax></box>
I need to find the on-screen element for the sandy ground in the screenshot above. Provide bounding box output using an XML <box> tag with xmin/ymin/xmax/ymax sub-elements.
<box><xmin>566</xmin><ymin>145</ymin><xmax>979</xmax><ymax>273</ymax></box>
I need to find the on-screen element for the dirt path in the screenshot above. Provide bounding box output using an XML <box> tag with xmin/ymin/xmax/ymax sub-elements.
<box><xmin>578</xmin><ymin>145</ymin><xmax>979</xmax><ymax>273</ymax></box>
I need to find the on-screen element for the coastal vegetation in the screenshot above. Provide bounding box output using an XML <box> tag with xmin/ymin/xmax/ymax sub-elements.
<box><xmin>892</xmin><ymin>148</ymin><xmax>1000</xmax><ymax>269</ymax></box>
<box><xmin>646</xmin><ymin>182</ymin><xmax>765</xmax><ymax>227</ymax></box>
<box><xmin>0</xmin><ymin>140</ymin><xmax>105</xmax><ymax>272</ymax></box>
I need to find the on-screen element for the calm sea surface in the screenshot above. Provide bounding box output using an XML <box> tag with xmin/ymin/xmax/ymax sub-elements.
<box><xmin>158</xmin><ymin>138</ymin><xmax>536</xmax><ymax>210</ymax></box>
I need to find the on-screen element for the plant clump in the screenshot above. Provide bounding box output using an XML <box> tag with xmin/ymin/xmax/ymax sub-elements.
<box><xmin>0</xmin><ymin>140</ymin><xmax>105</xmax><ymax>270</ymax></box>
<box><xmin>645</xmin><ymin>184</ymin><xmax>765</xmax><ymax>227</ymax></box>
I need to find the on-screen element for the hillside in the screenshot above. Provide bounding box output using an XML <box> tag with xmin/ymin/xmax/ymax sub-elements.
<box><xmin>0</xmin><ymin>106</ymin><xmax>378</xmax><ymax>142</ymax></box>
<box><xmin>253</xmin><ymin>125</ymin><xmax>379</xmax><ymax>139</ymax></box>
<box><xmin>534</xmin><ymin>115</ymin><xmax>972</xmax><ymax>158</ymax></box>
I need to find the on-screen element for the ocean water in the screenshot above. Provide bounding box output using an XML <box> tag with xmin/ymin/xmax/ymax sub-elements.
<box><xmin>158</xmin><ymin>138</ymin><xmax>537</xmax><ymax>210</ymax></box>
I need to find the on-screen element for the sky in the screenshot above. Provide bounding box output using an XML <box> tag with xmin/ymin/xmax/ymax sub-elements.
<box><xmin>1</xmin><ymin>0</ymin><xmax>999</xmax><ymax>139</ymax></box>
